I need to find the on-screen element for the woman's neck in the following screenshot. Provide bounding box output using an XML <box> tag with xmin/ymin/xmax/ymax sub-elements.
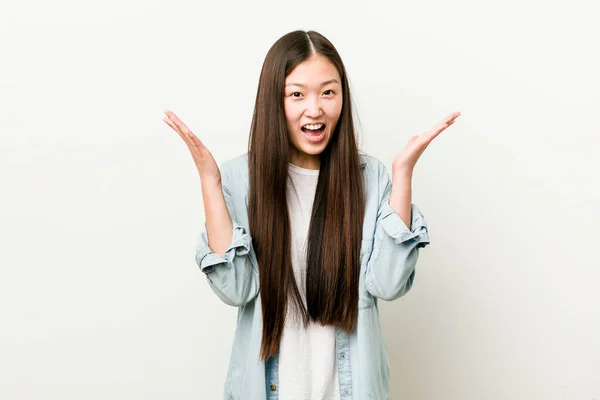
<box><xmin>289</xmin><ymin>153</ymin><xmax>320</xmax><ymax>170</ymax></box>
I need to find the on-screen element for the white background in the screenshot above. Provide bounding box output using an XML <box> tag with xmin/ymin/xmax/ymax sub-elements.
<box><xmin>1</xmin><ymin>0</ymin><xmax>599</xmax><ymax>398</ymax></box>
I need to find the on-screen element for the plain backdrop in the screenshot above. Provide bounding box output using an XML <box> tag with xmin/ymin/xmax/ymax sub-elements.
<box><xmin>1</xmin><ymin>0</ymin><xmax>599</xmax><ymax>399</ymax></box>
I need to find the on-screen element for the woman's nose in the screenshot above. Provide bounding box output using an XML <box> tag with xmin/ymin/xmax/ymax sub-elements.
<box><xmin>305</xmin><ymin>96</ymin><xmax>323</xmax><ymax>117</ymax></box>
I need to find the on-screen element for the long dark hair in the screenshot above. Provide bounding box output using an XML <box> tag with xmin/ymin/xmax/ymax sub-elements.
<box><xmin>248</xmin><ymin>30</ymin><xmax>365</xmax><ymax>360</ymax></box>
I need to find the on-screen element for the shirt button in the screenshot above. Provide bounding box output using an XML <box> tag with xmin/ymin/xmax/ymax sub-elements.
<box><xmin>270</xmin><ymin>384</ymin><xmax>277</xmax><ymax>391</ymax></box>
<box><xmin>343</xmin><ymin>389</ymin><xmax>350</xmax><ymax>396</ymax></box>
<box><xmin>340</xmin><ymin>353</ymin><xmax>346</xmax><ymax>359</ymax></box>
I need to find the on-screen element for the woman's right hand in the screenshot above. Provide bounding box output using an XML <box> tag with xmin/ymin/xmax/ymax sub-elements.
<box><xmin>162</xmin><ymin>110</ymin><xmax>221</xmax><ymax>184</ymax></box>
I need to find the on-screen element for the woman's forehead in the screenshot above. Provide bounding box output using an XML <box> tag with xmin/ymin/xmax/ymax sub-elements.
<box><xmin>285</xmin><ymin>54</ymin><xmax>341</xmax><ymax>86</ymax></box>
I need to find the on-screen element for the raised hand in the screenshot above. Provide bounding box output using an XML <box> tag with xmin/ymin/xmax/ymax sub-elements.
<box><xmin>162</xmin><ymin>110</ymin><xmax>221</xmax><ymax>184</ymax></box>
<box><xmin>392</xmin><ymin>111</ymin><xmax>461</xmax><ymax>173</ymax></box>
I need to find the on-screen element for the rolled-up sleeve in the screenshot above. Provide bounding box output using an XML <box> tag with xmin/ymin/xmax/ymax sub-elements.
<box><xmin>194</xmin><ymin>167</ymin><xmax>259</xmax><ymax>307</ymax></box>
<box><xmin>365</xmin><ymin>163</ymin><xmax>430</xmax><ymax>301</ymax></box>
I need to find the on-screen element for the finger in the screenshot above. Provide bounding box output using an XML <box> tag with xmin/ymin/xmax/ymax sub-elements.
<box><xmin>163</xmin><ymin>117</ymin><xmax>186</xmax><ymax>139</ymax></box>
<box><xmin>163</xmin><ymin>117</ymin><xmax>197</xmax><ymax>150</ymax></box>
<box><xmin>436</xmin><ymin>112</ymin><xmax>460</xmax><ymax>130</ymax></box>
<box><xmin>423</xmin><ymin>112</ymin><xmax>461</xmax><ymax>142</ymax></box>
<box><xmin>162</xmin><ymin>117</ymin><xmax>180</xmax><ymax>134</ymax></box>
<box><xmin>165</xmin><ymin>110</ymin><xmax>193</xmax><ymax>136</ymax></box>
<box><xmin>187</xmin><ymin>134</ymin><xmax>207</xmax><ymax>149</ymax></box>
<box><xmin>447</xmin><ymin>111</ymin><xmax>461</xmax><ymax>121</ymax></box>
<box><xmin>164</xmin><ymin>111</ymin><xmax>207</xmax><ymax>149</ymax></box>
<box><xmin>435</xmin><ymin>112</ymin><xmax>461</xmax><ymax>129</ymax></box>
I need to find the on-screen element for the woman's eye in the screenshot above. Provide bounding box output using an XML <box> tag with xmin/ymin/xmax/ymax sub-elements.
<box><xmin>291</xmin><ymin>92</ymin><xmax>302</xmax><ymax>97</ymax></box>
<box><xmin>324</xmin><ymin>90</ymin><xmax>334</xmax><ymax>95</ymax></box>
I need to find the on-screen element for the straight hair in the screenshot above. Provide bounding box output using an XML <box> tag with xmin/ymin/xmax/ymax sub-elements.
<box><xmin>247</xmin><ymin>30</ymin><xmax>365</xmax><ymax>360</ymax></box>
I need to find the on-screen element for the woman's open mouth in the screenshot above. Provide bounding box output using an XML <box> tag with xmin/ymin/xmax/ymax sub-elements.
<box><xmin>301</xmin><ymin>123</ymin><xmax>326</xmax><ymax>142</ymax></box>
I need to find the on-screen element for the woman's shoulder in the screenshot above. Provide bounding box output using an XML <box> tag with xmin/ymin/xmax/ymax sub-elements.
<box><xmin>219</xmin><ymin>152</ymin><xmax>249</xmax><ymax>171</ymax></box>
<box><xmin>218</xmin><ymin>153</ymin><xmax>250</xmax><ymax>184</ymax></box>
<box><xmin>359</xmin><ymin>152</ymin><xmax>387</xmax><ymax>179</ymax></box>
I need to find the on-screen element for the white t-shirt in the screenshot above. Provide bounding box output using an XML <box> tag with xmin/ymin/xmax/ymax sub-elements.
<box><xmin>278</xmin><ymin>162</ymin><xmax>341</xmax><ymax>400</ymax></box>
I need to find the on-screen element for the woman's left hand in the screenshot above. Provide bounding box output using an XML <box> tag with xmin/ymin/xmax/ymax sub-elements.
<box><xmin>392</xmin><ymin>111</ymin><xmax>462</xmax><ymax>174</ymax></box>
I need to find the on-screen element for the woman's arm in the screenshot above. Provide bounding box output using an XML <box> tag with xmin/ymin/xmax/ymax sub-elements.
<box><xmin>201</xmin><ymin>176</ymin><xmax>233</xmax><ymax>258</ymax></box>
<box><xmin>365</xmin><ymin>111</ymin><xmax>460</xmax><ymax>300</ymax></box>
<box><xmin>162</xmin><ymin>111</ymin><xmax>258</xmax><ymax>307</ymax></box>
<box><xmin>195</xmin><ymin>164</ymin><xmax>259</xmax><ymax>307</ymax></box>
<box><xmin>364</xmin><ymin>162</ymin><xmax>430</xmax><ymax>301</ymax></box>
<box><xmin>388</xmin><ymin>169</ymin><xmax>413</xmax><ymax>229</ymax></box>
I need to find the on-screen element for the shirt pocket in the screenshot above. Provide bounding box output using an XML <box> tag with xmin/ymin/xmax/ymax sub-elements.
<box><xmin>358</xmin><ymin>239</ymin><xmax>375</xmax><ymax>310</ymax></box>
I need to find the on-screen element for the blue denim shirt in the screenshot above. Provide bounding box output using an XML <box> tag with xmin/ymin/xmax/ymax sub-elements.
<box><xmin>195</xmin><ymin>152</ymin><xmax>430</xmax><ymax>400</ymax></box>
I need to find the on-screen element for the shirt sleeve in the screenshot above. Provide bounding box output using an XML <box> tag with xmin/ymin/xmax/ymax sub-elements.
<box><xmin>365</xmin><ymin>162</ymin><xmax>431</xmax><ymax>301</ymax></box>
<box><xmin>194</xmin><ymin>165</ymin><xmax>259</xmax><ymax>307</ymax></box>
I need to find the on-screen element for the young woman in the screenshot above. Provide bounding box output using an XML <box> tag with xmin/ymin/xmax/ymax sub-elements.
<box><xmin>163</xmin><ymin>30</ymin><xmax>460</xmax><ymax>400</ymax></box>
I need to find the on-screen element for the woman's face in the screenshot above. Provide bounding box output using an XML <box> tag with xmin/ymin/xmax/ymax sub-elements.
<box><xmin>284</xmin><ymin>54</ymin><xmax>343</xmax><ymax>170</ymax></box>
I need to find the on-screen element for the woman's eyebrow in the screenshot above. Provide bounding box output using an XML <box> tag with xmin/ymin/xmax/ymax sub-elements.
<box><xmin>285</xmin><ymin>79</ymin><xmax>340</xmax><ymax>88</ymax></box>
